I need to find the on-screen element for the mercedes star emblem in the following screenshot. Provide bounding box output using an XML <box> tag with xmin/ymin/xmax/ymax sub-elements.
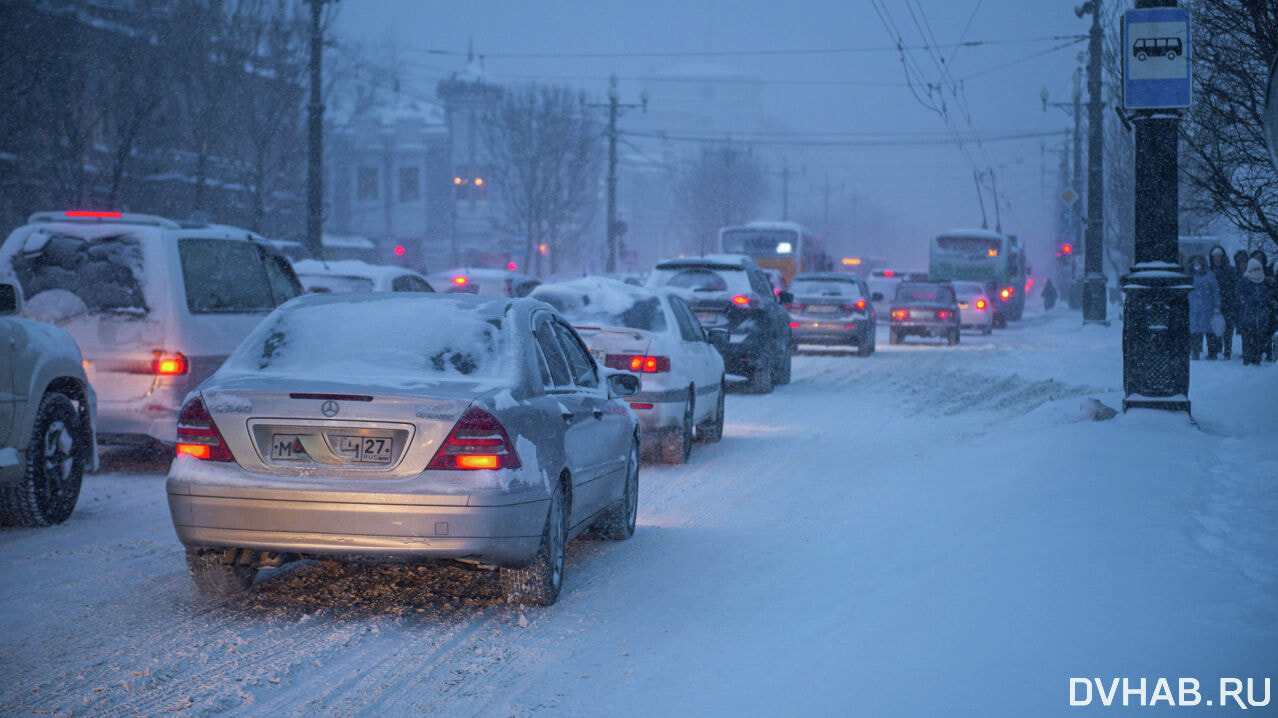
<box><xmin>321</xmin><ymin>400</ymin><xmax>339</xmax><ymax>417</ymax></box>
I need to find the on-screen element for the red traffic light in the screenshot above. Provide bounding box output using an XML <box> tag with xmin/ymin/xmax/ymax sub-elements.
<box><xmin>393</xmin><ymin>245</ymin><xmax>405</xmax><ymax>256</ymax></box>
<box><xmin>1061</xmin><ymin>243</ymin><xmax>1073</xmax><ymax>255</ymax></box>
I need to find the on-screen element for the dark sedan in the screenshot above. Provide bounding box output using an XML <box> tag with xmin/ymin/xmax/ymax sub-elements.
<box><xmin>888</xmin><ymin>282</ymin><xmax>961</xmax><ymax>346</ymax></box>
<box><xmin>784</xmin><ymin>273</ymin><xmax>879</xmax><ymax>357</ymax></box>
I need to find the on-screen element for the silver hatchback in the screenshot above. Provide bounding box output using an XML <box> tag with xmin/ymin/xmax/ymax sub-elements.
<box><xmin>166</xmin><ymin>293</ymin><xmax>641</xmax><ymax>606</ymax></box>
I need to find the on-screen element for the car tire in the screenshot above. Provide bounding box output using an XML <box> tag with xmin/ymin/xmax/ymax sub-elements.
<box><xmin>857</xmin><ymin>331</ymin><xmax>873</xmax><ymax>357</ymax></box>
<box><xmin>186</xmin><ymin>548</ymin><xmax>257</xmax><ymax>597</ymax></box>
<box><xmin>696</xmin><ymin>382</ymin><xmax>725</xmax><ymax>443</ymax></box>
<box><xmin>772</xmin><ymin>343</ymin><xmax>792</xmax><ymax>385</ymax></box>
<box><xmin>661</xmin><ymin>398</ymin><xmax>694</xmax><ymax>464</ymax></box>
<box><xmin>981</xmin><ymin>323</ymin><xmax>992</xmax><ymax>336</ymax></box>
<box><xmin>1166</xmin><ymin>51</ymin><xmax>1176</xmax><ymax>61</ymax></box>
<box><xmin>949</xmin><ymin>329</ymin><xmax>960</xmax><ymax>346</ymax></box>
<box><xmin>0</xmin><ymin>392</ymin><xmax>85</xmax><ymax>527</ymax></box>
<box><xmin>1137</xmin><ymin>51</ymin><xmax>1147</xmax><ymax>61</ymax></box>
<box><xmin>597</xmin><ymin>443</ymin><xmax>639</xmax><ymax>540</ymax></box>
<box><xmin>500</xmin><ymin>482</ymin><xmax>567</xmax><ymax>606</ymax></box>
<box><xmin>747</xmin><ymin>353</ymin><xmax>774</xmax><ymax>394</ymax></box>
<box><xmin>889</xmin><ymin>329</ymin><xmax>901</xmax><ymax>345</ymax></box>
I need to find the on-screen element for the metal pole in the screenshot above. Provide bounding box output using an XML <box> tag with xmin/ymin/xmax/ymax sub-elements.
<box><xmin>990</xmin><ymin>168</ymin><xmax>1002</xmax><ymax>233</ymax></box>
<box><xmin>605</xmin><ymin>85</ymin><xmax>618</xmax><ymax>273</ymax></box>
<box><xmin>1072</xmin><ymin>68</ymin><xmax>1083</xmax><ymax>205</ymax></box>
<box><xmin>973</xmin><ymin>171</ymin><xmax>988</xmax><ymax>229</ymax></box>
<box><xmin>781</xmin><ymin>157</ymin><xmax>790</xmax><ymax>221</ymax></box>
<box><xmin>305</xmin><ymin>0</ymin><xmax>325</xmax><ymax>260</ymax></box>
<box><xmin>1122</xmin><ymin>0</ymin><xmax>1190</xmax><ymax>413</ymax></box>
<box><xmin>1082</xmin><ymin>0</ymin><xmax>1108</xmax><ymax>323</ymax></box>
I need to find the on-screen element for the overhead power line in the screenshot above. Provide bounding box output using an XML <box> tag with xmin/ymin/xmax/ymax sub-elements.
<box><xmin>624</xmin><ymin>129</ymin><xmax>1068</xmax><ymax>147</ymax></box>
<box><xmin>407</xmin><ymin>35</ymin><xmax>1087</xmax><ymax>60</ymax></box>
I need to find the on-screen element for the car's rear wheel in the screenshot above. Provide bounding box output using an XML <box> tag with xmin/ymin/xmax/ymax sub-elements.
<box><xmin>1</xmin><ymin>392</ymin><xmax>85</xmax><ymax>527</ymax></box>
<box><xmin>696</xmin><ymin>382</ymin><xmax>725</xmax><ymax>443</ymax></box>
<box><xmin>981</xmin><ymin>322</ymin><xmax>992</xmax><ymax>336</ymax></box>
<box><xmin>186</xmin><ymin>548</ymin><xmax>257</xmax><ymax>597</ymax></box>
<box><xmin>661</xmin><ymin>398</ymin><xmax>694</xmax><ymax>464</ymax></box>
<box><xmin>948</xmin><ymin>329</ymin><xmax>960</xmax><ymax>346</ymax></box>
<box><xmin>772</xmin><ymin>342</ymin><xmax>792</xmax><ymax>385</ymax></box>
<box><xmin>857</xmin><ymin>330</ymin><xmax>873</xmax><ymax>357</ymax></box>
<box><xmin>747</xmin><ymin>353</ymin><xmax>774</xmax><ymax>394</ymax></box>
<box><xmin>597</xmin><ymin>444</ymin><xmax>639</xmax><ymax>540</ymax></box>
<box><xmin>501</xmin><ymin>482</ymin><xmax>567</xmax><ymax>606</ymax></box>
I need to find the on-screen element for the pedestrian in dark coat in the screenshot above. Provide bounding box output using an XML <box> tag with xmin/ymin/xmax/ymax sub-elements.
<box><xmin>1042</xmin><ymin>279</ymin><xmax>1058</xmax><ymax>310</ymax></box>
<box><xmin>1237</xmin><ymin>258</ymin><xmax>1272</xmax><ymax>365</ymax></box>
<box><xmin>1207</xmin><ymin>245</ymin><xmax>1236</xmax><ymax>359</ymax></box>
<box><xmin>1186</xmin><ymin>255</ymin><xmax>1220</xmax><ymax>360</ymax></box>
<box><xmin>1251</xmin><ymin>250</ymin><xmax>1277</xmax><ymax>361</ymax></box>
<box><xmin>1233</xmin><ymin>249</ymin><xmax>1251</xmax><ymax>279</ymax></box>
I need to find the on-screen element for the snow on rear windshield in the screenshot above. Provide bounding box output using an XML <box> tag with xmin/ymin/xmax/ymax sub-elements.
<box><xmin>649</xmin><ymin>266</ymin><xmax>749</xmax><ymax>294</ymax></box>
<box><xmin>790</xmin><ymin>279</ymin><xmax>861</xmax><ymax>297</ymax></box>
<box><xmin>9</xmin><ymin>231</ymin><xmax>147</xmax><ymax>319</ymax></box>
<box><xmin>223</xmin><ymin>296</ymin><xmax>511</xmax><ymax>381</ymax></box>
<box><xmin>896</xmin><ymin>285</ymin><xmax>955</xmax><ymax>303</ymax></box>
<box><xmin>531</xmin><ymin>279</ymin><xmax>668</xmax><ymax>332</ymax></box>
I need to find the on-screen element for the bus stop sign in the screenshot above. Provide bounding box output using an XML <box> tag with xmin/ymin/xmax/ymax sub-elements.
<box><xmin>1123</xmin><ymin>7</ymin><xmax>1192</xmax><ymax>110</ymax></box>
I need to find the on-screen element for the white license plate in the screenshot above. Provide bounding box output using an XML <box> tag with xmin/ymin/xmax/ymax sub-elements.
<box><xmin>334</xmin><ymin>435</ymin><xmax>393</xmax><ymax>463</ymax></box>
<box><xmin>808</xmin><ymin>305</ymin><xmax>837</xmax><ymax>314</ymax></box>
<box><xmin>270</xmin><ymin>434</ymin><xmax>307</xmax><ymax>461</ymax></box>
<box><xmin>958</xmin><ymin>302</ymin><xmax>969</xmax><ymax>309</ymax></box>
<box><xmin>911</xmin><ymin>310</ymin><xmax>933</xmax><ymax>319</ymax></box>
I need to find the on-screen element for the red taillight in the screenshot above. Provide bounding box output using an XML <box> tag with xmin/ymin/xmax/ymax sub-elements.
<box><xmin>175</xmin><ymin>396</ymin><xmax>232</xmax><ymax>462</ymax></box>
<box><xmin>842</xmin><ymin>299</ymin><xmax>867</xmax><ymax>312</ymax></box>
<box><xmin>891</xmin><ymin>309</ymin><xmax>908</xmax><ymax>320</ymax></box>
<box><xmin>152</xmin><ymin>351</ymin><xmax>188</xmax><ymax>375</ymax></box>
<box><xmin>427</xmin><ymin>405</ymin><xmax>521</xmax><ymax>470</ymax></box>
<box><xmin>606</xmin><ymin>354</ymin><xmax>670</xmax><ymax>373</ymax></box>
<box><xmin>1062</xmin><ymin>243</ymin><xmax>1073</xmax><ymax>255</ymax></box>
<box><xmin>394</xmin><ymin>245</ymin><xmax>405</xmax><ymax>256</ymax></box>
<box><xmin>976</xmin><ymin>298</ymin><xmax>987</xmax><ymax>310</ymax></box>
<box><xmin>731</xmin><ymin>294</ymin><xmax>750</xmax><ymax>306</ymax></box>
<box><xmin>65</xmin><ymin>210</ymin><xmax>122</xmax><ymax>218</ymax></box>
<box><xmin>629</xmin><ymin>402</ymin><xmax>654</xmax><ymax>410</ymax></box>
<box><xmin>883</xmin><ymin>270</ymin><xmax>895</xmax><ymax>277</ymax></box>
<box><xmin>1000</xmin><ymin>287</ymin><xmax>1013</xmax><ymax>300</ymax></box>
<box><xmin>452</xmin><ymin>275</ymin><xmax>469</xmax><ymax>286</ymax></box>
<box><xmin>789</xmin><ymin>322</ymin><xmax>799</xmax><ymax>328</ymax></box>
<box><xmin>936</xmin><ymin>310</ymin><xmax>950</xmax><ymax>319</ymax></box>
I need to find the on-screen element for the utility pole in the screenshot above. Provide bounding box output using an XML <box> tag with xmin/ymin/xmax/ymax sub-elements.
<box><xmin>972</xmin><ymin>170</ymin><xmax>989</xmax><ymax>229</ymax></box>
<box><xmin>304</xmin><ymin>0</ymin><xmax>332</xmax><ymax>260</ymax></box>
<box><xmin>1072</xmin><ymin>68</ymin><xmax>1083</xmax><ymax>209</ymax></box>
<box><xmin>1079</xmin><ymin>0</ymin><xmax>1108</xmax><ymax>324</ymax></box>
<box><xmin>781</xmin><ymin>157</ymin><xmax>791</xmax><ymax>221</ymax></box>
<box><xmin>989</xmin><ymin>169</ymin><xmax>1002</xmax><ymax>233</ymax></box>
<box><xmin>586</xmin><ymin>74</ymin><xmax>647</xmax><ymax>273</ymax></box>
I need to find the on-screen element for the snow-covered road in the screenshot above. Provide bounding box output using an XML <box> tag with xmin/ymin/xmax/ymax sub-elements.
<box><xmin>3</xmin><ymin>308</ymin><xmax>1275</xmax><ymax>717</ymax></box>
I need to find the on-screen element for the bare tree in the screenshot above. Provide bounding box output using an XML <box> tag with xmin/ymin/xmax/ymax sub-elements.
<box><xmin>1181</xmin><ymin>0</ymin><xmax>1278</xmax><ymax>250</ymax></box>
<box><xmin>481</xmin><ymin>85</ymin><xmax>601</xmax><ymax>276</ymax></box>
<box><xmin>672</xmin><ymin>142</ymin><xmax>768</xmax><ymax>255</ymax></box>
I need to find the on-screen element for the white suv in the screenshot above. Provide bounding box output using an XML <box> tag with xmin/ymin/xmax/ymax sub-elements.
<box><xmin>0</xmin><ymin>211</ymin><xmax>302</xmax><ymax>448</ymax></box>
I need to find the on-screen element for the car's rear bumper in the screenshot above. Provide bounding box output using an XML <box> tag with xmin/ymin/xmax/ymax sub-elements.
<box><xmin>166</xmin><ymin>457</ymin><xmax>549</xmax><ymax>567</ymax></box>
<box><xmin>790</xmin><ymin>320</ymin><xmax>865</xmax><ymax>345</ymax></box>
<box><xmin>891</xmin><ymin>321</ymin><xmax>958</xmax><ymax>336</ymax></box>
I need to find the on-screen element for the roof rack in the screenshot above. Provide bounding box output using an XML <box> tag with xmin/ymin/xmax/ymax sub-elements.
<box><xmin>28</xmin><ymin>211</ymin><xmax>182</xmax><ymax>229</ymax></box>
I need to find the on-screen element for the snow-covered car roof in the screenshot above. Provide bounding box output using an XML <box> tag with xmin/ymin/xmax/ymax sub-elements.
<box><xmin>530</xmin><ymin>277</ymin><xmax>670</xmax><ymax>333</ymax></box>
<box><xmin>294</xmin><ymin>259</ymin><xmax>423</xmax><ymax>283</ymax></box>
<box><xmin>652</xmin><ymin>254</ymin><xmax>754</xmax><ymax>269</ymax></box>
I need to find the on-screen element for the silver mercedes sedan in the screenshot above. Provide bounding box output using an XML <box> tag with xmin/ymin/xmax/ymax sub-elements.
<box><xmin>166</xmin><ymin>292</ymin><xmax>642</xmax><ymax>606</ymax></box>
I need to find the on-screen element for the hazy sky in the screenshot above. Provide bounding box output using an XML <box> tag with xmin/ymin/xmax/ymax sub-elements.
<box><xmin>337</xmin><ymin>0</ymin><xmax>1092</xmax><ymax>266</ymax></box>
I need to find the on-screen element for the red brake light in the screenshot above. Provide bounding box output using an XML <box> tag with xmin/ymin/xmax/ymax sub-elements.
<box><xmin>890</xmin><ymin>309</ymin><xmax>908</xmax><ymax>320</ymax></box>
<box><xmin>731</xmin><ymin>294</ymin><xmax>750</xmax><ymax>306</ymax></box>
<box><xmin>842</xmin><ymin>299</ymin><xmax>867</xmax><ymax>312</ymax></box>
<box><xmin>1062</xmin><ymin>243</ymin><xmax>1073</xmax><ymax>255</ymax></box>
<box><xmin>65</xmin><ymin>210</ymin><xmax>122</xmax><ymax>218</ymax></box>
<box><xmin>976</xmin><ymin>298</ymin><xmax>987</xmax><ymax>310</ymax></box>
<box><xmin>1000</xmin><ymin>287</ymin><xmax>1013</xmax><ymax>300</ymax></box>
<box><xmin>883</xmin><ymin>270</ymin><xmax>895</xmax><ymax>277</ymax></box>
<box><xmin>176</xmin><ymin>396</ymin><xmax>232</xmax><ymax>462</ymax></box>
<box><xmin>394</xmin><ymin>245</ymin><xmax>405</xmax><ymax>256</ymax></box>
<box><xmin>936</xmin><ymin>310</ymin><xmax>949</xmax><ymax>319</ymax></box>
<box><xmin>789</xmin><ymin>322</ymin><xmax>799</xmax><ymax>328</ymax></box>
<box><xmin>152</xmin><ymin>351</ymin><xmax>188</xmax><ymax>376</ymax></box>
<box><xmin>605</xmin><ymin>354</ymin><xmax>669</xmax><ymax>373</ymax></box>
<box><xmin>428</xmin><ymin>405</ymin><xmax>521</xmax><ymax>470</ymax></box>
<box><xmin>452</xmin><ymin>276</ymin><xmax>469</xmax><ymax>286</ymax></box>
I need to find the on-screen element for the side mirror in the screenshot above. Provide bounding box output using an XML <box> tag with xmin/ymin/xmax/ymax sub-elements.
<box><xmin>0</xmin><ymin>282</ymin><xmax>21</xmax><ymax>316</ymax></box>
<box><xmin>706</xmin><ymin>327</ymin><xmax>730</xmax><ymax>348</ymax></box>
<box><xmin>776</xmin><ymin>291</ymin><xmax>794</xmax><ymax>304</ymax></box>
<box><xmin>871</xmin><ymin>291</ymin><xmax>884</xmax><ymax>302</ymax></box>
<box><xmin>608</xmin><ymin>372</ymin><xmax>641</xmax><ymax>398</ymax></box>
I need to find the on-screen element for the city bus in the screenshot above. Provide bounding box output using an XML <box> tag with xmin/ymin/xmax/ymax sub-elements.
<box><xmin>718</xmin><ymin>221</ymin><xmax>832</xmax><ymax>286</ymax></box>
<box><xmin>928</xmin><ymin>229</ymin><xmax>1027</xmax><ymax>321</ymax></box>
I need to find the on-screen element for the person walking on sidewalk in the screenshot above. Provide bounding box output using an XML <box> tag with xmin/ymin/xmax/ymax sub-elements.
<box><xmin>1208</xmin><ymin>246</ymin><xmax>1237</xmax><ymax>359</ymax></box>
<box><xmin>1187</xmin><ymin>256</ymin><xmax>1220</xmax><ymax>360</ymax></box>
<box><xmin>1042</xmin><ymin>279</ymin><xmax>1058</xmax><ymax>311</ymax></box>
<box><xmin>1237</xmin><ymin>258</ymin><xmax>1272</xmax><ymax>366</ymax></box>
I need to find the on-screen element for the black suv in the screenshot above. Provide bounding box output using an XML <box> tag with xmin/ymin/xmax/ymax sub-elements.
<box><xmin>646</xmin><ymin>254</ymin><xmax>793</xmax><ymax>393</ymax></box>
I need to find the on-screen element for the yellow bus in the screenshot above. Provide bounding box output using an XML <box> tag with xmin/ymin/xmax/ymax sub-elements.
<box><xmin>718</xmin><ymin>221</ymin><xmax>832</xmax><ymax>286</ymax></box>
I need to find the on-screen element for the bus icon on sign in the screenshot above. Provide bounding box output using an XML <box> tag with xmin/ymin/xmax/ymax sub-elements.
<box><xmin>1133</xmin><ymin>37</ymin><xmax>1182</xmax><ymax>61</ymax></box>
